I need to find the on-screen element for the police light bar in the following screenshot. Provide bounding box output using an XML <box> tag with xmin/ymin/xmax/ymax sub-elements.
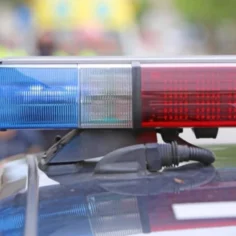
<box><xmin>1</xmin><ymin>56</ymin><xmax>236</xmax><ymax>129</ymax></box>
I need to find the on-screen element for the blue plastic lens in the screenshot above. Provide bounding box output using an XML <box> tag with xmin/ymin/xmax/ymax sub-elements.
<box><xmin>0</xmin><ymin>66</ymin><xmax>79</xmax><ymax>128</ymax></box>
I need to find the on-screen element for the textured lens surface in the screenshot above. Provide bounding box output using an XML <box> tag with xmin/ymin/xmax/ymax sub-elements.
<box><xmin>80</xmin><ymin>65</ymin><xmax>132</xmax><ymax>128</ymax></box>
<box><xmin>0</xmin><ymin>66</ymin><xmax>79</xmax><ymax>128</ymax></box>
<box><xmin>142</xmin><ymin>63</ymin><xmax>236</xmax><ymax>127</ymax></box>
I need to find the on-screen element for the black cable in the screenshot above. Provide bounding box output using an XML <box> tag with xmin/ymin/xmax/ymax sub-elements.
<box><xmin>95</xmin><ymin>142</ymin><xmax>215</xmax><ymax>174</ymax></box>
<box><xmin>146</xmin><ymin>142</ymin><xmax>215</xmax><ymax>172</ymax></box>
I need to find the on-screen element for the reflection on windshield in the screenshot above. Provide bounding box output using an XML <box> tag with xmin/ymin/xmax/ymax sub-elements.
<box><xmin>0</xmin><ymin>154</ymin><xmax>27</xmax><ymax>201</ymax></box>
<box><xmin>1</xmin><ymin>162</ymin><xmax>236</xmax><ymax>235</ymax></box>
<box><xmin>87</xmin><ymin>193</ymin><xmax>143</xmax><ymax>236</ymax></box>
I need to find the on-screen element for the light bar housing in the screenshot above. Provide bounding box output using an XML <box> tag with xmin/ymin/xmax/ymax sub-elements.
<box><xmin>1</xmin><ymin>56</ymin><xmax>236</xmax><ymax>129</ymax></box>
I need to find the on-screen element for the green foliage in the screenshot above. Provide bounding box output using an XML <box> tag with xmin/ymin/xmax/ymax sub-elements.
<box><xmin>175</xmin><ymin>0</ymin><xmax>236</xmax><ymax>25</ymax></box>
<box><xmin>132</xmin><ymin>0</ymin><xmax>151</xmax><ymax>22</ymax></box>
<box><xmin>203</xmin><ymin>144</ymin><xmax>236</xmax><ymax>168</ymax></box>
<box><xmin>0</xmin><ymin>0</ymin><xmax>26</xmax><ymax>6</ymax></box>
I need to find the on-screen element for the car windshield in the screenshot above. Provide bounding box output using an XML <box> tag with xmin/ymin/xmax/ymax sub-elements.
<box><xmin>1</xmin><ymin>130</ymin><xmax>236</xmax><ymax>236</ymax></box>
<box><xmin>1</xmin><ymin>1</ymin><xmax>236</xmax><ymax>236</ymax></box>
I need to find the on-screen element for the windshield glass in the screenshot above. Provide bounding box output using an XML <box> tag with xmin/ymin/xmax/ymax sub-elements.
<box><xmin>1</xmin><ymin>134</ymin><xmax>236</xmax><ymax>236</ymax></box>
<box><xmin>0</xmin><ymin>154</ymin><xmax>27</xmax><ymax>199</ymax></box>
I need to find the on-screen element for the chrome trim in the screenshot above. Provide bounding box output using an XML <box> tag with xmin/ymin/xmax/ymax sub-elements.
<box><xmin>2</xmin><ymin>56</ymin><xmax>236</xmax><ymax>64</ymax></box>
<box><xmin>24</xmin><ymin>155</ymin><xmax>39</xmax><ymax>236</ymax></box>
<box><xmin>0</xmin><ymin>64</ymin><xmax>78</xmax><ymax>68</ymax></box>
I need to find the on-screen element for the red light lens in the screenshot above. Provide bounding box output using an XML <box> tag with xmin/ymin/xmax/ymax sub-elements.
<box><xmin>141</xmin><ymin>64</ymin><xmax>236</xmax><ymax>128</ymax></box>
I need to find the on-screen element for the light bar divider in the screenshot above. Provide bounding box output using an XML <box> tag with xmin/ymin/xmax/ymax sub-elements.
<box><xmin>132</xmin><ymin>61</ymin><xmax>142</xmax><ymax>129</ymax></box>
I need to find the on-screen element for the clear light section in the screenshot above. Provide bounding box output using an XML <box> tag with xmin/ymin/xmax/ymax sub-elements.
<box><xmin>141</xmin><ymin>63</ymin><xmax>236</xmax><ymax>128</ymax></box>
<box><xmin>0</xmin><ymin>65</ymin><xmax>79</xmax><ymax>129</ymax></box>
<box><xmin>80</xmin><ymin>65</ymin><xmax>132</xmax><ymax>128</ymax></box>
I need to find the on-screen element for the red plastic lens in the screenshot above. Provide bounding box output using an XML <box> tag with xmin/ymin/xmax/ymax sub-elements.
<box><xmin>141</xmin><ymin>63</ymin><xmax>236</xmax><ymax>128</ymax></box>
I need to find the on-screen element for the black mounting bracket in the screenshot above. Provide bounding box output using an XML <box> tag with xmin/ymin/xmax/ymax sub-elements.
<box><xmin>157</xmin><ymin>127</ymin><xmax>219</xmax><ymax>143</ymax></box>
<box><xmin>39</xmin><ymin>129</ymin><xmax>157</xmax><ymax>173</ymax></box>
<box><xmin>156</xmin><ymin>128</ymin><xmax>183</xmax><ymax>143</ymax></box>
<box><xmin>192</xmin><ymin>128</ymin><xmax>218</xmax><ymax>139</ymax></box>
<box><xmin>39</xmin><ymin>127</ymin><xmax>218</xmax><ymax>176</ymax></box>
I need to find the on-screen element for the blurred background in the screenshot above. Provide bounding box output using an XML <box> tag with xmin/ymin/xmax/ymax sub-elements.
<box><xmin>2</xmin><ymin>0</ymin><xmax>236</xmax><ymax>58</ymax></box>
<box><xmin>1</xmin><ymin>0</ymin><xmax>236</xmax><ymax>154</ymax></box>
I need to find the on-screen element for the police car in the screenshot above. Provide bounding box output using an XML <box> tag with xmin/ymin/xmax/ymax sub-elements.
<box><xmin>0</xmin><ymin>57</ymin><xmax>236</xmax><ymax>236</ymax></box>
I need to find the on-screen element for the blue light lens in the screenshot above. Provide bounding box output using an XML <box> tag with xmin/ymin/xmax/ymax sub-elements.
<box><xmin>0</xmin><ymin>66</ymin><xmax>79</xmax><ymax>128</ymax></box>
